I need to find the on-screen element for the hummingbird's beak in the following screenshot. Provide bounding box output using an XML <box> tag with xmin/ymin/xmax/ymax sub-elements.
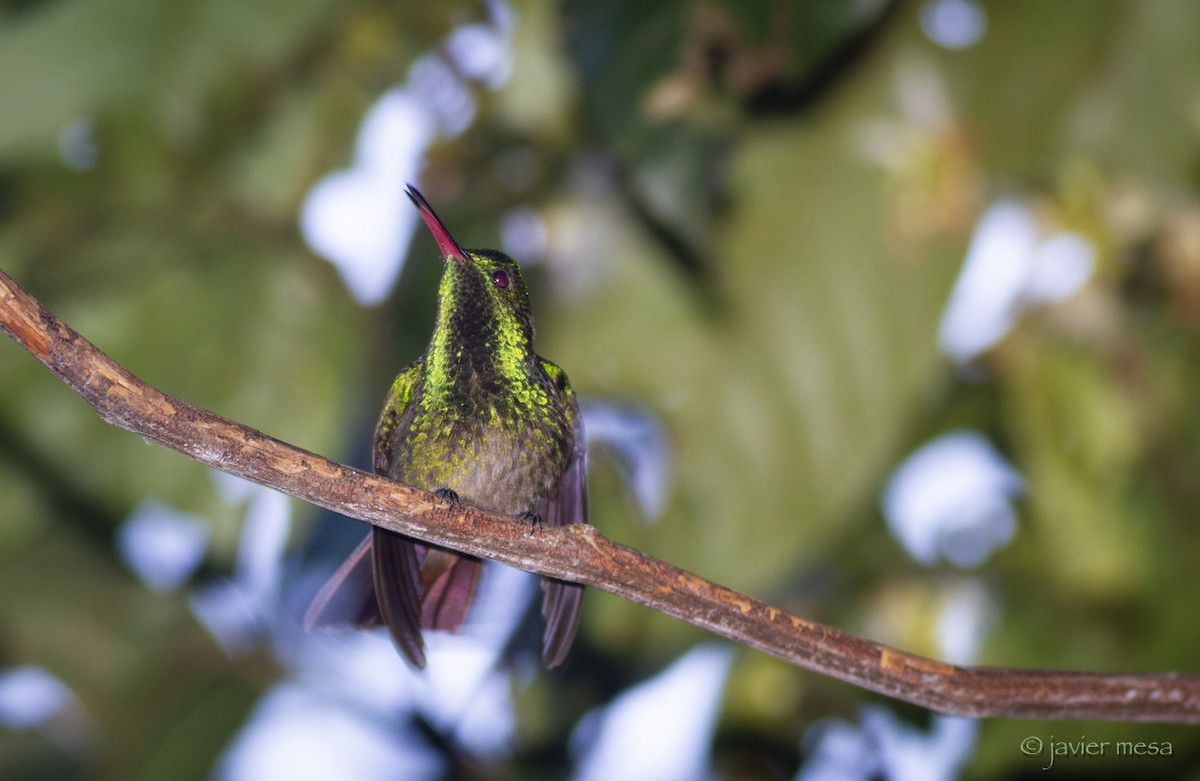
<box><xmin>406</xmin><ymin>184</ymin><xmax>468</xmax><ymax>263</ymax></box>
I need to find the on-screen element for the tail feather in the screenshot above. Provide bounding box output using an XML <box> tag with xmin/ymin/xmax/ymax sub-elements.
<box><xmin>419</xmin><ymin>548</ymin><xmax>483</xmax><ymax>632</ymax></box>
<box><xmin>541</xmin><ymin>579</ymin><xmax>584</xmax><ymax>668</ymax></box>
<box><xmin>304</xmin><ymin>534</ymin><xmax>376</xmax><ymax>630</ymax></box>
<box><xmin>371</xmin><ymin>527</ymin><xmax>428</xmax><ymax>668</ymax></box>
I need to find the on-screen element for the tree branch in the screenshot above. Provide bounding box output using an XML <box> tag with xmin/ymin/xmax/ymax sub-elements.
<box><xmin>2</xmin><ymin>266</ymin><xmax>1197</xmax><ymax>723</ymax></box>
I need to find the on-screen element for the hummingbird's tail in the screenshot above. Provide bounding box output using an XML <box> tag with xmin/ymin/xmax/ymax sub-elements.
<box><xmin>306</xmin><ymin>528</ymin><xmax>487</xmax><ymax>669</ymax></box>
<box><xmin>371</xmin><ymin>527</ymin><xmax>429</xmax><ymax>667</ymax></box>
<box><xmin>416</xmin><ymin>546</ymin><xmax>483</xmax><ymax>632</ymax></box>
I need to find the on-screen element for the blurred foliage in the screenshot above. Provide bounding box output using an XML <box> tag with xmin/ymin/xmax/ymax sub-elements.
<box><xmin>4</xmin><ymin>0</ymin><xmax>1200</xmax><ymax>778</ymax></box>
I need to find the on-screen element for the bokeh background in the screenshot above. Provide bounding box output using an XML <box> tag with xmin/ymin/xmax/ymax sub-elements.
<box><xmin>3</xmin><ymin>0</ymin><xmax>1200</xmax><ymax>778</ymax></box>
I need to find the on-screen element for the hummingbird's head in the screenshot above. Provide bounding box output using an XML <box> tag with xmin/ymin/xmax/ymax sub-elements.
<box><xmin>406</xmin><ymin>184</ymin><xmax>535</xmax><ymax>348</ymax></box>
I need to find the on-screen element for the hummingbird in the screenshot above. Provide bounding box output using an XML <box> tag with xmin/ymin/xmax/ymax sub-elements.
<box><xmin>305</xmin><ymin>185</ymin><xmax>587</xmax><ymax>669</ymax></box>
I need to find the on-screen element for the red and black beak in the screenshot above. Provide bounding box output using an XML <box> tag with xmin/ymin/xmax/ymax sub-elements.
<box><xmin>406</xmin><ymin>184</ymin><xmax>468</xmax><ymax>262</ymax></box>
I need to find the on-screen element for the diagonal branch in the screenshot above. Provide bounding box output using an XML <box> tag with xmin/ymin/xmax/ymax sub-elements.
<box><xmin>2</xmin><ymin>266</ymin><xmax>1198</xmax><ymax>723</ymax></box>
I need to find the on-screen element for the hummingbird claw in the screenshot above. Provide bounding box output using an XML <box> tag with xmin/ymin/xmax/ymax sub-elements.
<box><xmin>520</xmin><ymin>509</ymin><xmax>543</xmax><ymax>534</ymax></box>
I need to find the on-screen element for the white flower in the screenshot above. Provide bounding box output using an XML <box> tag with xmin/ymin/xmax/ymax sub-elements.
<box><xmin>299</xmin><ymin>2</ymin><xmax>517</xmax><ymax>306</ymax></box>
<box><xmin>571</xmin><ymin>645</ymin><xmax>734</xmax><ymax>781</ymax></box>
<box><xmin>939</xmin><ymin>201</ymin><xmax>1095</xmax><ymax>364</ymax></box>
<box><xmin>299</xmin><ymin>89</ymin><xmax>435</xmax><ymax>306</ymax></box>
<box><xmin>798</xmin><ymin>706</ymin><xmax>977</xmax><ymax>781</ymax></box>
<box><xmin>882</xmin><ymin>430</ymin><xmax>1024</xmax><ymax>567</ymax></box>
<box><xmin>117</xmin><ymin>501</ymin><xmax>209</xmax><ymax>593</ymax></box>
<box><xmin>0</xmin><ymin>667</ymin><xmax>78</xmax><ymax>730</ymax></box>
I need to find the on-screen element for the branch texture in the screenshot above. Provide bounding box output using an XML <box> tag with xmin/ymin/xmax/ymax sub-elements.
<box><xmin>2</xmin><ymin>267</ymin><xmax>1198</xmax><ymax>723</ymax></box>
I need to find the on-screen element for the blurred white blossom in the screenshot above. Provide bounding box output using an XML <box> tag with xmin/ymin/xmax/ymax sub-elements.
<box><xmin>580</xmin><ymin>401</ymin><xmax>671</xmax><ymax>521</ymax></box>
<box><xmin>299</xmin><ymin>1</ymin><xmax>516</xmax><ymax>306</ymax></box>
<box><xmin>117</xmin><ymin>501</ymin><xmax>209</xmax><ymax>593</ymax></box>
<box><xmin>920</xmin><ymin>0</ymin><xmax>986</xmax><ymax>50</ymax></box>
<box><xmin>939</xmin><ymin>201</ymin><xmax>1095</xmax><ymax>364</ymax></box>
<box><xmin>299</xmin><ymin>90</ymin><xmax>435</xmax><ymax>306</ymax></box>
<box><xmin>571</xmin><ymin>645</ymin><xmax>733</xmax><ymax>781</ymax></box>
<box><xmin>882</xmin><ymin>430</ymin><xmax>1024</xmax><ymax>567</ymax></box>
<box><xmin>189</xmin><ymin>477</ymin><xmax>292</xmax><ymax>655</ymax></box>
<box><xmin>935</xmin><ymin>580</ymin><xmax>996</xmax><ymax>665</ymax></box>
<box><xmin>0</xmin><ymin>667</ymin><xmax>78</xmax><ymax>730</ymax></box>
<box><xmin>215</xmin><ymin>681</ymin><xmax>440</xmax><ymax>781</ymax></box>
<box><xmin>798</xmin><ymin>706</ymin><xmax>977</xmax><ymax>781</ymax></box>
<box><xmin>58</xmin><ymin>116</ymin><xmax>98</xmax><ymax>170</ymax></box>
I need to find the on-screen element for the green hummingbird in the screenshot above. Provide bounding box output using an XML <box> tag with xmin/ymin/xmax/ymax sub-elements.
<box><xmin>305</xmin><ymin>185</ymin><xmax>587</xmax><ymax>669</ymax></box>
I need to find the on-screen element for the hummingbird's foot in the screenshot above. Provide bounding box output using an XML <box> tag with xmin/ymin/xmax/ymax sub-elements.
<box><xmin>435</xmin><ymin>487</ymin><xmax>461</xmax><ymax>507</ymax></box>
<box><xmin>519</xmin><ymin>509</ymin><xmax>543</xmax><ymax>535</ymax></box>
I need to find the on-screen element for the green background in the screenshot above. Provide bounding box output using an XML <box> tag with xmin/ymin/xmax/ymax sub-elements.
<box><xmin>2</xmin><ymin>0</ymin><xmax>1199</xmax><ymax>777</ymax></box>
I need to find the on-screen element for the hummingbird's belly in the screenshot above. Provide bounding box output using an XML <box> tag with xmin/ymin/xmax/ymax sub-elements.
<box><xmin>391</xmin><ymin>421</ymin><xmax>569</xmax><ymax>517</ymax></box>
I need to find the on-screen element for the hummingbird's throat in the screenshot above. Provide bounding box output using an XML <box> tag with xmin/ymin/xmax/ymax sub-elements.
<box><xmin>425</xmin><ymin>288</ymin><xmax>533</xmax><ymax>408</ymax></box>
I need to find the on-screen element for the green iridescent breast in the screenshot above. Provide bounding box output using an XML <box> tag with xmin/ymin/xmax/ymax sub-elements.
<box><xmin>381</xmin><ymin>355</ymin><xmax>572</xmax><ymax>517</ymax></box>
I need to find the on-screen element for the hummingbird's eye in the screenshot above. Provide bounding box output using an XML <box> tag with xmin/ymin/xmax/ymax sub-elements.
<box><xmin>490</xmin><ymin>269</ymin><xmax>511</xmax><ymax>289</ymax></box>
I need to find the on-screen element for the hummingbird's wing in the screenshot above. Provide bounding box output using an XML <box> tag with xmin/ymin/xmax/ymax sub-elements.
<box><xmin>304</xmin><ymin>525</ymin><xmax>426</xmax><ymax>670</ymax></box>
<box><xmin>370</xmin><ymin>361</ymin><xmax>429</xmax><ymax>668</ymax></box>
<box><xmin>537</xmin><ymin>359</ymin><xmax>588</xmax><ymax>668</ymax></box>
<box><xmin>303</xmin><ymin>362</ymin><xmax>428</xmax><ymax>668</ymax></box>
